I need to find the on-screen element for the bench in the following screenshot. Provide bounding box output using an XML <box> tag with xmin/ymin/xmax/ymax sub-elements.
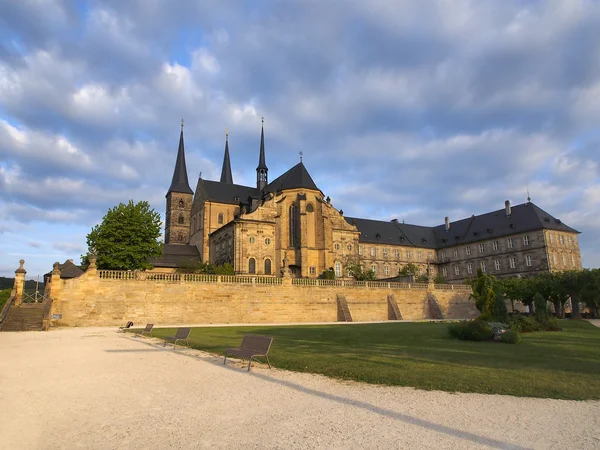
<box><xmin>118</xmin><ymin>321</ymin><xmax>134</xmax><ymax>332</ymax></box>
<box><xmin>224</xmin><ymin>335</ymin><xmax>273</xmax><ymax>371</ymax></box>
<box><xmin>135</xmin><ymin>323</ymin><xmax>154</xmax><ymax>338</ymax></box>
<box><xmin>163</xmin><ymin>327</ymin><xmax>191</xmax><ymax>349</ymax></box>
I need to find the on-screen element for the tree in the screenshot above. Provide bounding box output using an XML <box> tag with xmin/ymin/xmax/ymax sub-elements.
<box><xmin>492</xmin><ymin>289</ymin><xmax>510</xmax><ymax>323</ymax></box>
<box><xmin>560</xmin><ymin>270</ymin><xmax>583</xmax><ymax>319</ymax></box>
<box><xmin>468</xmin><ymin>269</ymin><xmax>497</xmax><ymax>314</ymax></box>
<box><xmin>398</xmin><ymin>263</ymin><xmax>420</xmax><ymax>277</ymax></box>
<box><xmin>580</xmin><ymin>269</ymin><xmax>600</xmax><ymax>318</ymax></box>
<box><xmin>345</xmin><ymin>259</ymin><xmax>375</xmax><ymax>281</ymax></box>
<box><xmin>85</xmin><ymin>200</ymin><xmax>163</xmax><ymax>270</ymax></box>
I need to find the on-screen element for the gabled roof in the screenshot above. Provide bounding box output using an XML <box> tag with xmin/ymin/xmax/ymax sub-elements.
<box><xmin>167</xmin><ymin>129</ymin><xmax>193</xmax><ymax>195</ymax></box>
<box><xmin>345</xmin><ymin>202</ymin><xmax>578</xmax><ymax>250</ymax></box>
<box><xmin>264</xmin><ymin>162</ymin><xmax>320</xmax><ymax>193</ymax></box>
<box><xmin>345</xmin><ymin>217</ymin><xmax>438</xmax><ymax>249</ymax></box>
<box><xmin>195</xmin><ymin>179</ymin><xmax>259</xmax><ymax>205</ymax></box>
<box><xmin>151</xmin><ymin>244</ymin><xmax>201</xmax><ymax>268</ymax></box>
<box><xmin>433</xmin><ymin>202</ymin><xmax>580</xmax><ymax>248</ymax></box>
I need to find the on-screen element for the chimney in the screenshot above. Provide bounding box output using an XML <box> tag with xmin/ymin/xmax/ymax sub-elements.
<box><xmin>445</xmin><ymin>216</ymin><xmax>450</xmax><ymax>231</ymax></box>
<box><xmin>505</xmin><ymin>200</ymin><xmax>511</xmax><ymax>217</ymax></box>
<box><xmin>68</xmin><ymin>259</ymin><xmax>74</xmax><ymax>263</ymax></box>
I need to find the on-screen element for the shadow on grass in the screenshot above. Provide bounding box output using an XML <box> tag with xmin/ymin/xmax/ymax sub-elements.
<box><xmin>115</xmin><ymin>333</ymin><xmax>527</xmax><ymax>450</ymax></box>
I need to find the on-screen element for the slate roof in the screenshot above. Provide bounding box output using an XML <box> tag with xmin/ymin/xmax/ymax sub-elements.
<box><xmin>59</xmin><ymin>260</ymin><xmax>84</xmax><ymax>279</ymax></box>
<box><xmin>151</xmin><ymin>244</ymin><xmax>201</xmax><ymax>268</ymax></box>
<box><xmin>167</xmin><ymin>129</ymin><xmax>194</xmax><ymax>195</ymax></box>
<box><xmin>257</xmin><ymin>124</ymin><xmax>267</xmax><ymax>170</ymax></box>
<box><xmin>220</xmin><ymin>138</ymin><xmax>233</xmax><ymax>184</ymax></box>
<box><xmin>345</xmin><ymin>217</ymin><xmax>438</xmax><ymax>248</ymax></box>
<box><xmin>433</xmin><ymin>202</ymin><xmax>579</xmax><ymax>248</ymax></box>
<box><xmin>345</xmin><ymin>202</ymin><xmax>578</xmax><ymax>250</ymax></box>
<box><xmin>195</xmin><ymin>179</ymin><xmax>260</xmax><ymax>205</ymax></box>
<box><xmin>264</xmin><ymin>162</ymin><xmax>320</xmax><ymax>193</ymax></box>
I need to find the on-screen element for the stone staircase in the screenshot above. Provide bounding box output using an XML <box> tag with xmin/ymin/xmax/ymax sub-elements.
<box><xmin>1</xmin><ymin>303</ymin><xmax>45</xmax><ymax>331</ymax></box>
<box><xmin>387</xmin><ymin>294</ymin><xmax>402</xmax><ymax>320</ymax></box>
<box><xmin>336</xmin><ymin>294</ymin><xmax>353</xmax><ymax>322</ymax></box>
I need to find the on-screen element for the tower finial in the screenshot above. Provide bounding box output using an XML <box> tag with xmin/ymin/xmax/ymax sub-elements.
<box><xmin>181</xmin><ymin>118</ymin><xmax>184</xmax><ymax>130</ymax></box>
<box><xmin>526</xmin><ymin>182</ymin><xmax>531</xmax><ymax>203</ymax></box>
<box><xmin>226</xmin><ymin>128</ymin><xmax>228</xmax><ymax>140</ymax></box>
<box><xmin>261</xmin><ymin>116</ymin><xmax>264</xmax><ymax>124</ymax></box>
<box><xmin>299</xmin><ymin>151</ymin><xmax>303</xmax><ymax>162</ymax></box>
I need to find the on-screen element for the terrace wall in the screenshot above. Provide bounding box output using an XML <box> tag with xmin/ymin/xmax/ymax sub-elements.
<box><xmin>48</xmin><ymin>265</ymin><xmax>477</xmax><ymax>327</ymax></box>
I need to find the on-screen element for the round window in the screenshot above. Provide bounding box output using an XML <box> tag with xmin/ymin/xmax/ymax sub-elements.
<box><xmin>334</xmin><ymin>243</ymin><xmax>340</xmax><ymax>250</ymax></box>
<box><xmin>265</xmin><ymin>238</ymin><xmax>271</xmax><ymax>245</ymax></box>
<box><xmin>249</xmin><ymin>237</ymin><xmax>255</xmax><ymax>244</ymax></box>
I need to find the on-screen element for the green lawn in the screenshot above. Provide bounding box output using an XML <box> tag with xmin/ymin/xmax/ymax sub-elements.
<box><xmin>142</xmin><ymin>321</ymin><xmax>600</xmax><ymax>400</ymax></box>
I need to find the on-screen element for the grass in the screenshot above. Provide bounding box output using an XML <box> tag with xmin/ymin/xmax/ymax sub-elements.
<box><xmin>141</xmin><ymin>320</ymin><xmax>600</xmax><ymax>400</ymax></box>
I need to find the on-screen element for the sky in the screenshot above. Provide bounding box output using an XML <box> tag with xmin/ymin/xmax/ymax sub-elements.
<box><xmin>1</xmin><ymin>0</ymin><xmax>600</xmax><ymax>280</ymax></box>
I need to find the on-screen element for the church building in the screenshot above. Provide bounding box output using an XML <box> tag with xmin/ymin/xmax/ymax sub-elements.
<box><xmin>154</xmin><ymin>121</ymin><xmax>583</xmax><ymax>283</ymax></box>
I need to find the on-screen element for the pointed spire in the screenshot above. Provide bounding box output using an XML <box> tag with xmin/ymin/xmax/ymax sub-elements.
<box><xmin>167</xmin><ymin>121</ymin><xmax>193</xmax><ymax>195</ymax></box>
<box><xmin>256</xmin><ymin>117</ymin><xmax>268</xmax><ymax>190</ymax></box>
<box><xmin>220</xmin><ymin>129</ymin><xmax>233</xmax><ymax>184</ymax></box>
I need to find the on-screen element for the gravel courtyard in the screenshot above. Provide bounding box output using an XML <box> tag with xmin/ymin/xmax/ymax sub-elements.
<box><xmin>1</xmin><ymin>327</ymin><xmax>598</xmax><ymax>449</ymax></box>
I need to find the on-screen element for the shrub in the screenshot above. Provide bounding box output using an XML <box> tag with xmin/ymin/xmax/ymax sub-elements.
<box><xmin>533</xmin><ymin>292</ymin><xmax>548</xmax><ymax>320</ymax></box>
<box><xmin>538</xmin><ymin>316</ymin><xmax>562</xmax><ymax>332</ymax></box>
<box><xmin>448</xmin><ymin>320</ymin><xmax>494</xmax><ymax>341</ymax></box>
<box><xmin>508</xmin><ymin>315</ymin><xmax>540</xmax><ymax>332</ymax></box>
<box><xmin>500</xmin><ymin>330</ymin><xmax>522</xmax><ymax>344</ymax></box>
<box><xmin>488</xmin><ymin>322</ymin><xmax>509</xmax><ymax>339</ymax></box>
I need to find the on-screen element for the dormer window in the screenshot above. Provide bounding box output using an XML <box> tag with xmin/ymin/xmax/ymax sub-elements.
<box><xmin>376</xmin><ymin>233</ymin><xmax>381</xmax><ymax>240</ymax></box>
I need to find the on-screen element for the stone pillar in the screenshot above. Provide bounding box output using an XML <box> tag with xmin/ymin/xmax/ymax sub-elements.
<box><xmin>50</xmin><ymin>262</ymin><xmax>62</xmax><ymax>296</ymax></box>
<box><xmin>13</xmin><ymin>259</ymin><xmax>26</xmax><ymax>305</ymax></box>
<box><xmin>87</xmin><ymin>253</ymin><xmax>97</xmax><ymax>276</ymax></box>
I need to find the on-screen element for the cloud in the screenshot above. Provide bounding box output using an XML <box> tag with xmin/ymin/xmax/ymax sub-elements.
<box><xmin>0</xmin><ymin>0</ymin><xmax>599</xmax><ymax>273</ymax></box>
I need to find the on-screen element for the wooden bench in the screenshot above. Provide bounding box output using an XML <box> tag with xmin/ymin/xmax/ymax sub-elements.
<box><xmin>224</xmin><ymin>335</ymin><xmax>273</xmax><ymax>371</ymax></box>
<box><xmin>118</xmin><ymin>321</ymin><xmax>134</xmax><ymax>332</ymax></box>
<box><xmin>163</xmin><ymin>327</ymin><xmax>191</xmax><ymax>349</ymax></box>
<box><xmin>135</xmin><ymin>323</ymin><xmax>154</xmax><ymax>338</ymax></box>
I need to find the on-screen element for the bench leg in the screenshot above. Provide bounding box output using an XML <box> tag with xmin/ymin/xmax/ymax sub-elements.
<box><xmin>248</xmin><ymin>357</ymin><xmax>253</xmax><ymax>372</ymax></box>
<box><xmin>224</xmin><ymin>354</ymin><xmax>227</xmax><ymax>365</ymax></box>
<box><xmin>265</xmin><ymin>354</ymin><xmax>271</xmax><ymax>370</ymax></box>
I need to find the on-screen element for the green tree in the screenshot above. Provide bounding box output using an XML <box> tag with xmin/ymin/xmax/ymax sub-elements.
<box><xmin>468</xmin><ymin>269</ymin><xmax>497</xmax><ymax>314</ymax></box>
<box><xmin>85</xmin><ymin>200</ymin><xmax>163</xmax><ymax>270</ymax></box>
<box><xmin>492</xmin><ymin>289</ymin><xmax>510</xmax><ymax>323</ymax></box>
<box><xmin>319</xmin><ymin>268</ymin><xmax>335</xmax><ymax>279</ymax></box>
<box><xmin>345</xmin><ymin>259</ymin><xmax>375</xmax><ymax>281</ymax></box>
<box><xmin>560</xmin><ymin>270</ymin><xmax>583</xmax><ymax>319</ymax></box>
<box><xmin>398</xmin><ymin>263</ymin><xmax>420</xmax><ymax>277</ymax></box>
<box><xmin>580</xmin><ymin>269</ymin><xmax>600</xmax><ymax>318</ymax></box>
<box><xmin>533</xmin><ymin>292</ymin><xmax>548</xmax><ymax>320</ymax></box>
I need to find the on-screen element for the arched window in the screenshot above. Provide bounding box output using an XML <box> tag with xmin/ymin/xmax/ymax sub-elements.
<box><xmin>177</xmin><ymin>232</ymin><xmax>183</xmax><ymax>242</ymax></box>
<box><xmin>289</xmin><ymin>204</ymin><xmax>298</xmax><ymax>247</ymax></box>
<box><xmin>178</xmin><ymin>199</ymin><xmax>185</xmax><ymax>208</ymax></box>
<box><xmin>218</xmin><ymin>213</ymin><xmax>224</xmax><ymax>224</ymax></box>
<box><xmin>335</xmin><ymin>261</ymin><xmax>342</xmax><ymax>277</ymax></box>
<box><xmin>249</xmin><ymin>258</ymin><xmax>256</xmax><ymax>274</ymax></box>
<box><xmin>178</xmin><ymin>214</ymin><xmax>184</xmax><ymax>224</ymax></box>
<box><xmin>264</xmin><ymin>259</ymin><xmax>271</xmax><ymax>275</ymax></box>
<box><xmin>306</xmin><ymin>203</ymin><xmax>314</xmax><ymax>212</ymax></box>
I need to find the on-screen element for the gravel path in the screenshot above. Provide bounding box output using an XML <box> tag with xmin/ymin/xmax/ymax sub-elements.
<box><xmin>1</xmin><ymin>327</ymin><xmax>598</xmax><ymax>449</ymax></box>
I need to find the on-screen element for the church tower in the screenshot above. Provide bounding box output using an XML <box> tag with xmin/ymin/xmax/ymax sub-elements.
<box><xmin>220</xmin><ymin>129</ymin><xmax>233</xmax><ymax>184</ymax></box>
<box><xmin>256</xmin><ymin>118</ymin><xmax>268</xmax><ymax>190</ymax></box>
<box><xmin>165</xmin><ymin>121</ymin><xmax>193</xmax><ymax>245</ymax></box>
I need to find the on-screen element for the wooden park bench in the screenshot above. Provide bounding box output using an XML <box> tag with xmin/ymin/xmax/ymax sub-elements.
<box><xmin>163</xmin><ymin>327</ymin><xmax>191</xmax><ymax>349</ymax></box>
<box><xmin>224</xmin><ymin>335</ymin><xmax>273</xmax><ymax>372</ymax></box>
<box><xmin>135</xmin><ymin>323</ymin><xmax>154</xmax><ymax>338</ymax></box>
<box><xmin>118</xmin><ymin>321</ymin><xmax>134</xmax><ymax>332</ymax></box>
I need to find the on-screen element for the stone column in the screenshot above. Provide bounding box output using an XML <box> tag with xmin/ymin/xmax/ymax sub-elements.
<box><xmin>13</xmin><ymin>259</ymin><xmax>26</xmax><ymax>305</ymax></box>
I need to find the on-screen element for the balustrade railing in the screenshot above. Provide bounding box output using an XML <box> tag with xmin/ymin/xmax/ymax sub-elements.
<box><xmin>95</xmin><ymin>270</ymin><xmax>470</xmax><ymax>290</ymax></box>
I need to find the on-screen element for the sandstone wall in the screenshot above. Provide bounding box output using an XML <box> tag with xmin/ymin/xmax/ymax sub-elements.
<box><xmin>49</xmin><ymin>270</ymin><xmax>476</xmax><ymax>327</ymax></box>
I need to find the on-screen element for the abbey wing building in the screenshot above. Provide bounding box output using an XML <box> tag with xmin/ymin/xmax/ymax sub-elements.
<box><xmin>155</xmin><ymin>123</ymin><xmax>583</xmax><ymax>283</ymax></box>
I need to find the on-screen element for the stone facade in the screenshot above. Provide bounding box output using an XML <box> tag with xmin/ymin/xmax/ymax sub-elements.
<box><xmin>437</xmin><ymin>230</ymin><xmax>582</xmax><ymax>283</ymax></box>
<box><xmin>165</xmin><ymin>192</ymin><xmax>193</xmax><ymax>244</ymax></box>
